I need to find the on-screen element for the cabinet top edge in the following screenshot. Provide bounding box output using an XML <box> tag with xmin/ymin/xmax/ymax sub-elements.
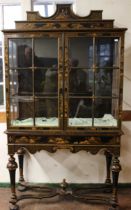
<box><xmin>2</xmin><ymin>4</ymin><xmax>128</xmax><ymax>32</ymax></box>
<box><xmin>3</xmin><ymin>28</ymin><xmax>127</xmax><ymax>34</ymax></box>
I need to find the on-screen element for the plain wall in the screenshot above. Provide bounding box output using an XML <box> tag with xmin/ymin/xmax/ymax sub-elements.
<box><xmin>0</xmin><ymin>0</ymin><xmax>131</xmax><ymax>183</ymax></box>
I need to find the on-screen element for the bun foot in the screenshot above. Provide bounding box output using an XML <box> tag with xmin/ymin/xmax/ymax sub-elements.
<box><xmin>9</xmin><ymin>204</ymin><xmax>19</xmax><ymax>210</ymax></box>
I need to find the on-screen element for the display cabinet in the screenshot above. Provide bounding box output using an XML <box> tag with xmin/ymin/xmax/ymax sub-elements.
<box><xmin>3</xmin><ymin>4</ymin><xmax>127</xmax><ymax>210</ymax></box>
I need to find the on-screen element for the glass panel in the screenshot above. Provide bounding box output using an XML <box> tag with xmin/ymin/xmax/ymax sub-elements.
<box><xmin>10</xmin><ymin>69</ymin><xmax>33</xmax><ymax>96</ymax></box>
<box><xmin>69</xmin><ymin>98</ymin><xmax>92</xmax><ymax>126</ymax></box>
<box><xmin>94</xmin><ymin>98</ymin><xmax>118</xmax><ymax>127</ymax></box>
<box><xmin>95</xmin><ymin>68</ymin><xmax>112</xmax><ymax>97</ymax></box>
<box><xmin>10</xmin><ymin>97</ymin><xmax>34</xmax><ymax>126</ymax></box>
<box><xmin>0</xmin><ymin>85</ymin><xmax>3</xmax><ymax>105</ymax></box>
<box><xmin>35</xmin><ymin>98</ymin><xmax>58</xmax><ymax>126</ymax></box>
<box><xmin>95</xmin><ymin>37</ymin><xmax>120</xmax><ymax>68</ymax></box>
<box><xmin>95</xmin><ymin>68</ymin><xmax>120</xmax><ymax>97</ymax></box>
<box><xmin>113</xmin><ymin>38</ymin><xmax>120</xmax><ymax>67</ymax></box>
<box><xmin>9</xmin><ymin>37</ymin><xmax>59</xmax><ymax>127</ymax></box>
<box><xmin>34</xmin><ymin>67</ymin><xmax>58</xmax><ymax>96</ymax></box>
<box><xmin>9</xmin><ymin>39</ymin><xmax>32</xmax><ymax>68</ymax></box>
<box><xmin>69</xmin><ymin>68</ymin><xmax>93</xmax><ymax>96</ymax></box>
<box><xmin>69</xmin><ymin>37</ymin><xmax>93</xmax><ymax>68</ymax></box>
<box><xmin>68</xmin><ymin>36</ymin><xmax>120</xmax><ymax>128</ymax></box>
<box><xmin>9</xmin><ymin>69</ymin><xmax>18</xmax><ymax>96</ymax></box>
<box><xmin>0</xmin><ymin>40</ymin><xmax>2</xmax><ymax>56</ymax></box>
<box><xmin>94</xmin><ymin>98</ymin><xmax>112</xmax><ymax>118</ymax></box>
<box><xmin>112</xmin><ymin>68</ymin><xmax>120</xmax><ymax>97</ymax></box>
<box><xmin>34</xmin><ymin>38</ymin><xmax>58</xmax><ymax>67</ymax></box>
<box><xmin>0</xmin><ymin>57</ymin><xmax>2</xmax><ymax>82</ymax></box>
<box><xmin>34</xmin><ymin>37</ymin><xmax>59</xmax><ymax>127</ymax></box>
<box><xmin>68</xmin><ymin>37</ymin><xmax>93</xmax><ymax>127</ymax></box>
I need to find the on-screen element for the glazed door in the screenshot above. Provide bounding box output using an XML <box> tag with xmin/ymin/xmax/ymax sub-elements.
<box><xmin>64</xmin><ymin>33</ymin><xmax>121</xmax><ymax>129</ymax></box>
<box><xmin>8</xmin><ymin>33</ymin><xmax>64</xmax><ymax>129</ymax></box>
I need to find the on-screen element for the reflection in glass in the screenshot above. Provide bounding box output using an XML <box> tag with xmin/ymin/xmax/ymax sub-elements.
<box><xmin>34</xmin><ymin>67</ymin><xmax>58</xmax><ymax>95</ymax></box>
<box><xmin>0</xmin><ymin>41</ymin><xmax>2</xmax><ymax>56</ymax></box>
<box><xmin>0</xmin><ymin>85</ymin><xmax>3</xmax><ymax>105</ymax></box>
<box><xmin>34</xmin><ymin>38</ymin><xmax>58</xmax><ymax>67</ymax></box>
<box><xmin>69</xmin><ymin>37</ymin><xmax>93</xmax><ymax>68</ymax></box>
<box><xmin>112</xmin><ymin>68</ymin><xmax>120</xmax><ymax>97</ymax></box>
<box><xmin>69</xmin><ymin>98</ymin><xmax>92</xmax><ymax>118</ymax></box>
<box><xmin>10</xmin><ymin>97</ymin><xmax>34</xmax><ymax>126</ymax></box>
<box><xmin>95</xmin><ymin>37</ymin><xmax>120</xmax><ymax>68</ymax></box>
<box><xmin>9</xmin><ymin>37</ymin><xmax>59</xmax><ymax>127</ymax></box>
<box><xmin>69</xmin><ymin>98</ymin><xmax>92</xmax><ymax>126</ymax></box>
<box><xmin>94</xmin><ymin>98</ymin><xmax>118</xmax><ymax>126</ymax></box>
<box><xmin>18</xmin><ymin>69</ymin><xmax>33</xmax><ymax>95</ymax></box>
<box><xmin>68</xmin><ymin>36</ymin><xmax>120</xmax><ymax>127</ymax></box>
<box><xmin>95</xmin><ymin>68</ymin><xmax>120</xmax><ymax>97</ymax></box>
<box><xmin>10</xmin><ymin>69</ymin><xmax>33</xmax><ymax>96</ymax></box>
<box><xmin>69</xmin><ymin>68</ymin><xmax>93</xmax><ymax>96</ymax></box>
<box><xmin>9</xmin><ymin>69</ymin><xmax>18</xmax><ymax>96</ymax></box>
<box><xmin>68</xmin><ymin>37</ymin><xmax>93</xmax><ymax>127</ymax></box>
<box><xmin>95</xmin><ymin>68</ymin><xmax>112</xmax><ymax>97</ymax></box>
<box><xmin>35</xmin><ymin>98</ymin><xmax>58</xmax><ymax>126</ymax></box>
<box><xmin>94</xmin><ymin>98</ymin><xmax>112</xmax><ymax>118</ymax></box>
<box><xmin>9</xmin><ymin>39</ymin><xmax>32</xmax><ymax>68</ymax></box>
<box><xmin>0</xmin><ymin>58</ymin><xmax>3</xmax><ymax>82</ymax></box>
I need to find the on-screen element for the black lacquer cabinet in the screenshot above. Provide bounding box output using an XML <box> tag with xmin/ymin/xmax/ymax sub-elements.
<box><xmin>3</xmin><ymin>4</ymin><xmax>127</xmax><ymax>210</ymax></box>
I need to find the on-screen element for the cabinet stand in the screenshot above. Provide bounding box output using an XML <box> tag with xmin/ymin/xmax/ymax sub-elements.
<box><xmin>6</xmin><ymin>147</ymin><xmax>121</xmax><ymax>210</ymax></box>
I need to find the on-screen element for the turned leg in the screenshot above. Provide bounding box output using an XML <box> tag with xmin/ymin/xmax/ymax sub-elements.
<box><xmin>17</xmin><ymin>148</ymin><xmax>25</xmax><ymax>183</ymax></box>
<box><xmin>109</xmin><ymin>156</ymin><xmax>121</xmax><ymax>210</ymax></box>
<box><xmin>7</xmin><ymin>154</ymin><xmax>19</xmax><ymax>210</ymax></box>
<box><xmin>105</xmin><ymin>151</ymin><xmax>112</xmax><ymax>184</ymax></box>
<box><xmin>17</xmin><ymin>148</ymin><xmax>27</xmax><ymax>192</ymax></box>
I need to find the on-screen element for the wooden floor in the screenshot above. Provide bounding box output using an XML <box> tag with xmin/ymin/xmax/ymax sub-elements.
<box><xmin>0</xmin><ymin>187</ymin><xmax>131</xmax><ymax>210</ymax></box>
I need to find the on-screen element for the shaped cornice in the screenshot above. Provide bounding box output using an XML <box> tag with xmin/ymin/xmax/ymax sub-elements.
<box><xmin>3</xmin><ymin>4</ymin><xmax>126</xmax><ymax>34</ymax></box>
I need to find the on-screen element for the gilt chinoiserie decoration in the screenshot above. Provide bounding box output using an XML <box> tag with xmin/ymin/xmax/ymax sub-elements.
<box><xmin>3</xmin><ymin>4</ymin><xmax>127</xmax><ymax>210</ymax></box>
